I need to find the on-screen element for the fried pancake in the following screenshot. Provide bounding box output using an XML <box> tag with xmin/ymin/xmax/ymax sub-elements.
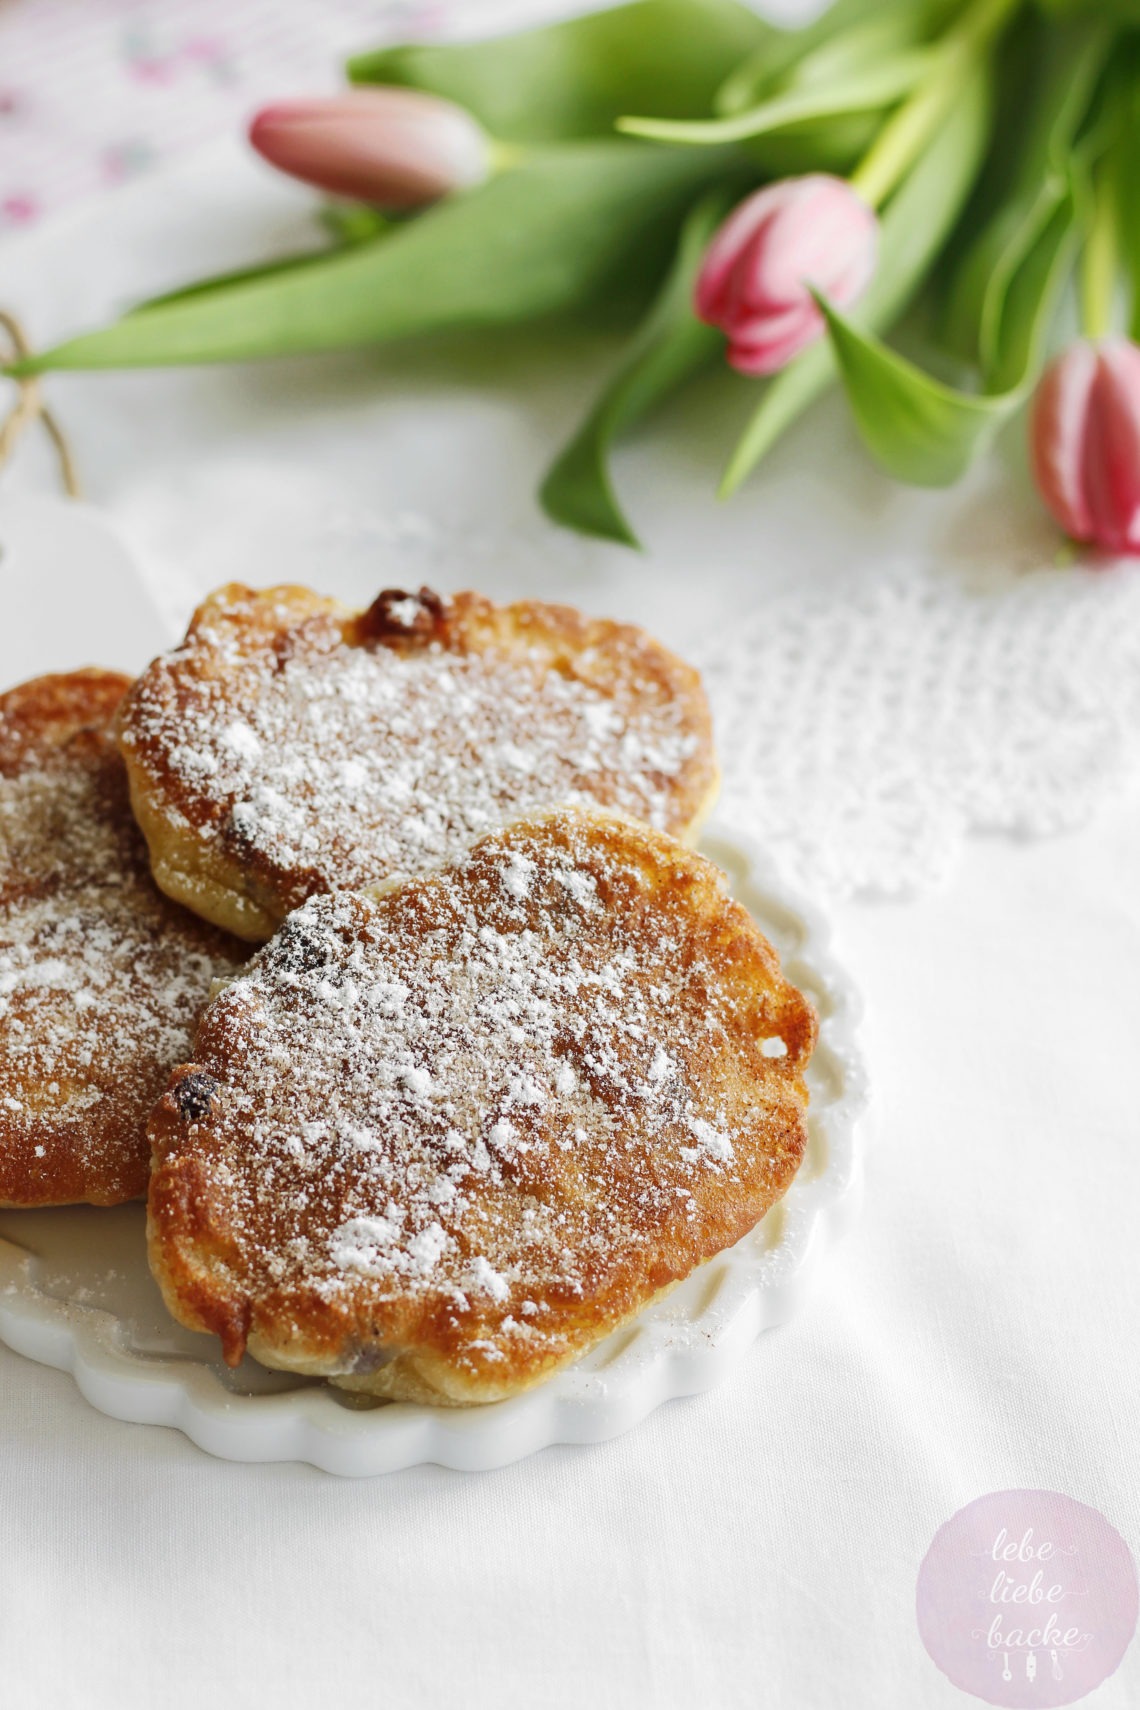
<box><xmin>0</xmin><ymin>671</ymin><xmax>245</xmax><ymax>1208</ymax></box>
<box><xmin>147</xmin><ymin>809</ymin><xmax>816</xmax><ymax>1405</ymax></box>
<box><xmin>116</xmin><ymin>583</ymin><xmax>718</xmax><ymax>942</ymax></box>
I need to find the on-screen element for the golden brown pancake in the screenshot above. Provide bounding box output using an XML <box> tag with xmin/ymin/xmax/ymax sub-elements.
<box><xmin>116</xmin><ymin>584</ymin><xmax>719</xmax><ymax>942</ymax></box>
<box><xmin>0</xmin><ymin>671</ymin><xmax>245</xmax><ymax>1208</ymax></box>
<box><xmin>147</xmin><ymin>810</ymin><xmax>815</xmax><ymax>1405</ymax></box>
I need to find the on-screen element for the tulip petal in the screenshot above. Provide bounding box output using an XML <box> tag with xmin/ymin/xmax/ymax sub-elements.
<box><xmin>728</xmin><ymin>319</ymin><xmax>820</xmax><ymax>374</ymax></box>
<box><xmin>249</xmin><ymin>89</ymin><xmax>489</xmax><ymax>208</ymax></box>
<box><xmin>1031</xmin><ymin>343</ymin><xmax>1096</xmax><ymax>541</ymax></box>
<box><xmin>694</xmin><ymin>183</ymin><xmax>786</xmax><ymax>322</ymax></box>
<box><xmin>1085</xmin><ymin>339</ymin><xmax>1140</xmax><ymax>554</ymax></box>
<box><xmin>693</xmin><ymin>171</ymin><xmax>878</xmax><ymax>372</ymax></box>
<box><xmin>721</xmin><ymin>63</ymin><xmax>994</xmax><ymax>495</ymax></box>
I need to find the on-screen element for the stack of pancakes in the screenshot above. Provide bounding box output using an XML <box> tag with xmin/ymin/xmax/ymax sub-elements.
<box><xmin>1</xmin><ymin>583</ymin><xmax>815</xmax><ymax>1405</ymax></box>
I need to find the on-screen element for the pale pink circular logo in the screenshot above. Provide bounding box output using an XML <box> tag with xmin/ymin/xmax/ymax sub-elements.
<box><xmin>917</xmin><ymin>1490</ymin><xmax>1137</xmax><ymax>1706</ymax></box>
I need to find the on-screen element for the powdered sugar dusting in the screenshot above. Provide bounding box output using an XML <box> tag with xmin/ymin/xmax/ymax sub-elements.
<box><xmin>120</xmin><ymin>588</ymin><xmax>711</xmax><ymax>917</ymax></box>
<box><xmin>0</xmin><ymin>719</ymin><xmax>242</xmax><ymax>1200</ymax></box>
<box><xmin>160</xmin><ymin>814</ymin><xmax>811</xmax><ymax>1383</ymax></box>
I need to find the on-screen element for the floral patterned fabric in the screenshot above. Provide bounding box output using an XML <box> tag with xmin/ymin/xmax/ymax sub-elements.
<box><xmin>0</xmin><ymin>0</ymin><xmax>456</xmax><ymax>233</ymax></box>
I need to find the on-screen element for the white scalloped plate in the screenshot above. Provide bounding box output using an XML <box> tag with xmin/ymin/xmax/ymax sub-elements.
<box><xmin>0</xmin><ymin>496</ymin><xmax>867</xmax><ymax>1473</ymax></box>
<box><xmin>0</xmin><ymin>822</ymin><xmax>866</xmax><ymax>1475</ymax></box>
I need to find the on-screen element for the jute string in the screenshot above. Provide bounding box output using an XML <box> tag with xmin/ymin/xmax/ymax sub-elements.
<box><xmin>0</xmin><ymin>311</ymin><xmax>80</xmax><ymax>497</ymax></box>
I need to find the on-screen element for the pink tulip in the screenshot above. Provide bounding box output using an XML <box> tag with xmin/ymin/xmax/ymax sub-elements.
<box><xmin>694</xmin><ymin>174</ymin><xmax>878</xmax><ymax>375</ymax></box>
<box><xmin>1030</xmin><ymin>338</ymin><xmax>1140</xmax><ymax>555</ymax></box>
<box><xmin>249</xmin><ymin>88</ymin><xmax>490</xmax><ymax>209</ymax></box>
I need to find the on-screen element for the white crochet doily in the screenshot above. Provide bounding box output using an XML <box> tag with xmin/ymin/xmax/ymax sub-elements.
<box><xmin>693</xmin><ymin>558</ymin><xmax>1140</xmax><ymax>899</ymax></box>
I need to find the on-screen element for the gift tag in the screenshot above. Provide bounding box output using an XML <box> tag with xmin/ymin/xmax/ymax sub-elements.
<box><xmin>0</xmin><ymin>493</ymin><xmax>175</xmax><ymax>686</ymax></box>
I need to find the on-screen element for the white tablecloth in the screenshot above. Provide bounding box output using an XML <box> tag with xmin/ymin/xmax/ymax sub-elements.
<box><xmin>1</xmin><ymin>10</ymin><xmax>1138</xmax><ymax>1706</ymax></box>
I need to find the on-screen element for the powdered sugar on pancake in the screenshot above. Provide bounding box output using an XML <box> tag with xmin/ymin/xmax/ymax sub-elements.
<box><xmin>0</xmin><ymin>696</ymin><xmax>243</xmax><ymax>1205</ymax></box>
<box><xmin>153</xmin><ymin>813</ymin><xmax>814</xmax><ymax>1387</ymax></box>
<box><xmin>119</xmin><ymin>587</ymin><xmax>715</xmax><ymax>920</ymax></box>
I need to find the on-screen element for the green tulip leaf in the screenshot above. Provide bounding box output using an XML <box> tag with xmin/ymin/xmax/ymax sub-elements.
<box><xmin>771</xmin><ymin>1</ymin><xmax>953</xmax><ymax>92</ymax></box>
<box><xmin>708</xmin><ymin>0</ymin><xmax>956</xmax><ymax>173</ymax></box>
<box><xmin>130</xmin><ymin>247</ymin><xmax>351</xmax><ymax>316</ymax></box>
<box><xmin>540</xmin><ymin>189</ymin><xmax>732</xmax><ymax>547</ymax></box>
<box><xmin>987</xmin><ymin>170</ymin><xmax>1087</xmax><ymax>390</ymax></box>
<box><xmin>720</xmin><ymin>58</ymin><xmax>995</xmax><ymax>496</ymax></box>
<box><xmin>1122</xmin><ymin>179</ymin><xmax>1140</xmax><ymax>344</ymax></box>
<box><xmin>1035</xmin><ymin>0</ymin><xmax>1140</xmax><ymax>19</ymax></box>
<box><xmin>347</xmin><ymin>0</ymin><xmax>766</xmax><ymax>142</ymax></box>
<box><xmin>1084</xmin><ymin>38</ymin><xmax>1140</xmax><ymax>339</ymax></box>
<box><xmin>736</xmin><ymin>114</ymin><xmax>884</xmax><ymax>179</ymax></box>
<box><xmin>6</xmin><ymin>142</ymin><xmax>739</xmax><ymax>376</ymax></box>
<box><xmin>817</xmin><ymin>180</ymin><xmax>1080</xmax><ymax>485</ymax></box>
<box><xmin>818</xmin><ymin>306</ymin><xmax>1010</xmax><ymax>485</ymax></box>
<box><xmin>712</xmin><ymin>0</ymin><xmax>950</xmax><ymax>116</ymax></box>
<box><xmin>320</xmin><ymin>204</ymin><xmax>394</xmax><ymax>246</ymax></box>
<box><xmin>128</xmin><ymin>211</ymin><xmax>395</xmax><ymax>317</ymax></box>
<box><xmin>617</xmin><ymin>50</ymin><xmax>935</xmax><ymax>145</ymax></box>
<box><xmin>943</xmin><ymin>15</ymin><xmax>1111</xmax><ymax>375</ymax></box>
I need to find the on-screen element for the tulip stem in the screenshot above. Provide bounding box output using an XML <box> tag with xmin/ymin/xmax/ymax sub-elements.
<box><xmin>489</xmin><ymin>140</ymin><xmax>524</xmax><ymax>175</ymax></box>
<box><xmin>850</xmin><ymin>0</ymin><xmax>1022</xmax><ymax>209</ymax></box>
<box><xmin>1080</xmin><ymin>156</ymin><xmax>1120</xmax><ymax>342</ymax></box>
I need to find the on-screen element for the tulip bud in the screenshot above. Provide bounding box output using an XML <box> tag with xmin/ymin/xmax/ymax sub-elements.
<box><xmin>694</xmin><ymin>174</ymin><xmax>878</xmax><ymax>375</ymax></box>
<box><xmin>1030</xmin><ymin>337</ymin><xmax>1140</xmax><ymax>555</ymax></box>
<box><xmin>249</xmin><ymin>88</ymin><xmax>490</xmax><ymax>210</ymax></box>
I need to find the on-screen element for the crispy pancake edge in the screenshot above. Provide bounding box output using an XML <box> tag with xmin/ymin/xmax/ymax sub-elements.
<box><xmin>116</xmin><ymin>584</ymin><xmax>720</xmax><ymax>942</ymax></box>
<box><xmin>0</xmin><ymin>670</ymin><xmax>244</xmax><ymax>1208</ymax></box>
<box><xmin>146</xmin><ymin>810</ymin><xmax>816</xmax><ymax>1405</ymax></box>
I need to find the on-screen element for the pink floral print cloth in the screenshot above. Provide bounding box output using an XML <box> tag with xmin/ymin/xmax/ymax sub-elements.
<box><xmin>0</xmin><ymin>0</ymin><xmax>450</xmax><ymax>234</ymax></box>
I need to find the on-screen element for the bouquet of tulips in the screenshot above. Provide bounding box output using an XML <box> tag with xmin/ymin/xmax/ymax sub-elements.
<box><xmin>7</xmin><ymin>0</ymin><xmax>1140</xmax><ymax>554</ymax></box>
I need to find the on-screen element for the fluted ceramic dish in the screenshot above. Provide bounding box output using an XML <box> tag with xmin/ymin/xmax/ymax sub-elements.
<box><xmin>0</xmin><ymin>501</ymin><xmax>868</xmax><ymax>1475</ymax></box>
<box><xmin>0</xmin><ymin>823</ymin><xmax>865</xmax><ymax>1474</ymax></box>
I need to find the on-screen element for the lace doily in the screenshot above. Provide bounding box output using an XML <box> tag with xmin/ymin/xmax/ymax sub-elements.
<box><xmin>694</xmin><ymin>559</ymin><xmax>1140</xmax><ymax>898</ymax></box>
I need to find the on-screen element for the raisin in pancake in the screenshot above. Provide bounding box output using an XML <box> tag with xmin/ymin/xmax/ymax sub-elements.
<box><xmin>0</xmin><ymin>671</ymin><xmax>245</xmax><ymax>1208</ymax></box>
<box><xmin>116</xmin><ymin>583</ymin><xmax>718</xmax><ymax>942</ymax></box>
<box><xmin>147</xmin><ymin>809</ymin><xmax>815</xmax><ymax>1405</ymax></box>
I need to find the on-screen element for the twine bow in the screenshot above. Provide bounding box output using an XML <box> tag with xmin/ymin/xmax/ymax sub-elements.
<box><xmin>0</xmin><ymin>311</ymin><xmax>80</xmax><ymax>497</ymax></box>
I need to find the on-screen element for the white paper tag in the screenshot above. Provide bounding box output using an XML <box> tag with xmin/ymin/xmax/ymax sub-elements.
<box><xmin>0</xmin><ymin>493</ymin><xmax>177</xmax><ymax>686</ymax></box>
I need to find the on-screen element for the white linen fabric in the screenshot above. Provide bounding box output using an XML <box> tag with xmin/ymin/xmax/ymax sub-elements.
<box><xmin>0</xmin><ymin>4</ymin><xmax>1138</xmax><ymax>1704</ymax></box>
<box><xmin>2</xmin><ymin>784</ymin><xmax>1137</xmax><ymax>1710</ymax></box>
